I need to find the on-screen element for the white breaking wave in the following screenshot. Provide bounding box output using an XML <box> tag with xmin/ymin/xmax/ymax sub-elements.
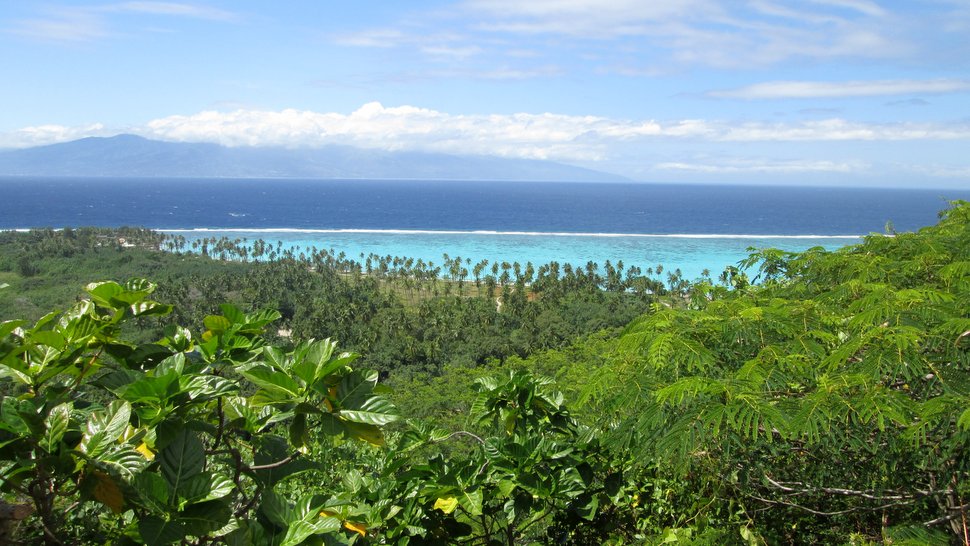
<box><xmin>160</xmin><ymin>228</ymin><xmax>863</xmax><ymax>239</ymax></box>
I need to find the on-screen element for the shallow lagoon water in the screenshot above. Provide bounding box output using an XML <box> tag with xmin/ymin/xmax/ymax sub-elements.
<box><xmin>165</xmin><ymin>228</ymin><xmax>859</xmax><ymax>282</ymax></box>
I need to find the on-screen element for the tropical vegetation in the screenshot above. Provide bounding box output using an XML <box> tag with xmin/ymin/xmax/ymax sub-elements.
<box><xmin>0</xmin><ymin>202</ymin><xmax>968</xmax><ymax>544</ymax></box>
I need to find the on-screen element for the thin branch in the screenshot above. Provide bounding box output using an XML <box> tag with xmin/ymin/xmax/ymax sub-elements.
<box><xmin>437</xmin><ymin>430</ymin><xmax>486</xmax><ymax>445</ymax></box>
<box><xmin>764</xmin><ymin>475</ymin><xmax>943</xmax><ymax>500</ymax></box>
<box><xmin>248</xmin><ymin>452</ymin><xmax>301</xmax><ymax>471</ymax></box>
<box><xmin>924</xmin><ymin>503</ymin><xmax>970</xmax><ymax>527</ymax></box>
<box><xmin>748</xmin><ymin>493</ymin><xmax>913</xmax><ymax>517</ymax></box>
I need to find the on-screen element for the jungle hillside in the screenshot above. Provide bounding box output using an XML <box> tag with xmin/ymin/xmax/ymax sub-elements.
<box><xmin>0</xmin><ymin>202</ymin><xmax>968</xmax><ymax>545</ymax></box>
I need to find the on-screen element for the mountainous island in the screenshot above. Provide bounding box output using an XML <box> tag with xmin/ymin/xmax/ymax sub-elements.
<box><xmin>0</xmin><ymin>134</ymin><xmax>626</xmax><ymax>182</ymax></box>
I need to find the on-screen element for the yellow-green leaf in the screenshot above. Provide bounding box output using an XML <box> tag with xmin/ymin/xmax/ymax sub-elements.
<box><xmin>433</xmin><ymin>497</ymin><xmax>458</xmax><ymax>514</ymax></box>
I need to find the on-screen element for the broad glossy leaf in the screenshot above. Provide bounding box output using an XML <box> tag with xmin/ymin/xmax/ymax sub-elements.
<box><xmin>0</xmin><ymin>397</ymin><xmax>30</xmax><ymax>436</ymax></box>
<box><xmin>179</xmin><ymin>500</ymin><xmax>232</xmax><ymax>537</ymax></box>
<box><xmin>459</xmin><ymin>489</ymin><xmax>483</xmax><ymax>516</ymax></box>
<box><xmin>159</xmin><ymin>429</ymin><xmax>205</xmax><ymax>493</ymax></box>
<box><xmin>86</xmin><ymin>281</ymin><xmax>125</xmax><ymax>309</ymax></box>
<box><xmin>0</xmin><ymin>319</ymin><xmax>25</xmax><ymax>339</ymax></box>
<box><xmin>134</xmin><ymin>472</ymin><xmax>170</xmax><ymax>512</ymax></box>
<box><xmin>259</xmin><ymin>490</ymin><xmax>292</xmax><ymax>528</ymax></box>
<box><xmin>154</xmin><ymin>353</ymin><xmax>185</xmax><ymax>378</ymax></box>
<box><xmin>280</xmin><ymin>518</ymin><xmax>341</xmax><ymax>546</ymax></box>
<box><xmin>182</xmin><ymin>375</ymin><xmax>238</xmax><ymax>400</ymax></box>
<box><xmin>238</xmin><ymin>363</ymin><xmax>302</xmax><ymax>399</ymax></box>
<box><xmin>130</xmin><ymin>301</ymin><xmax>173</xmax><ymax>317</ymax></box>
<box><xmin>179</xmin><ymin>471</ymin><xmax>235</xmax><ymax>506</ymax></box>
<box><xmin>30</xmin><ymin>331</ymin><xmax>65</xmax><ymax>350</ymax></box>
<box><xmin>139</xmin><ymin>517</ymin><xmax>185</xmax><ymax>546</ymax></box>
<box><xmin>203</xmin><ymin>315</ymin><xmax>232</xmax><ymax>334</ymax></box>
<box><xmin>0</xmin><ymin>364</ymin><xmax>31</xmax><ymax>387</ymax></box>
<box><xmin>262</xmin><ymin>346</ymin><xmax>288</xmax><ymax>371</ymax></box>
<box><xmin>81</xmin><ymin>401</ymin><xmax>132</xmax><ymax>458</ymax></box>
<box><xmin>336</xmin><ymin>370</ymin><xmax>379</xmax><ymax>409</ymax></box>
<box><xmin>289</xmin><ymin>413</ymin><xmax>308</xmax><ymax>448</ymax></box>
<box><xmin>338</xmin><ymin>396</ymin><xmax>400</xmax><ymax>426</ymax></box>
<box><xmin>121</xmin><ymin>374</ymin><xmax>177</xmax><ymax>405</ymax></box>
<box><xmin>95</xmin><ymin>445</ymin><xmax>148</xmax><ymax>481</ymax></box>
<box><xmin>342</xmin><ymin>420</ymin><xmax>385</xmax><ymax>446</ymax></box>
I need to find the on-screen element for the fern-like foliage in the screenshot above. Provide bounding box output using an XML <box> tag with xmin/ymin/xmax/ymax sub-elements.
<box><xmin>597</xmin><ymin>201</ymin><xmax>970</xmax><ymax>543</ymax></box>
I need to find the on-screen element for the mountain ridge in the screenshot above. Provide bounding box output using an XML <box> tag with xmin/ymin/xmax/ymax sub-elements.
<box><xmin>0</xmin><ymin>134</ymin><xmax>627</xmax><ymax>182</ymax></box>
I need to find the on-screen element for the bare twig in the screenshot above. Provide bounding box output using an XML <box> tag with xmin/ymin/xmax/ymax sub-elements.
<box><xmin>438</xmin><ymin>430</ymin><xmax>486</xmax><ymax>445</ymax></box>
<box><xmin>248</xmin><ymin>452</ymin><xmax>301</xmax><ymax>471</ymax></box>
<box><xmin>747</xmin><ymin>493</ymin><xmax>912</xmax><ymax>517</ymax></box>
<box><xmin>763</xmin><ymin>475</ymin><xmax>941</xmax><ymax>501</ymax></box>
<box><xmin>923</xmin><ymin>503</ymin><xmax>970</xmax><ymax>527</ymax></box>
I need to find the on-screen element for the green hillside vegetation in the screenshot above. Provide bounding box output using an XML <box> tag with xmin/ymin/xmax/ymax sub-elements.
<box><xmin>0</xmin><ymin>202</ymin><xmax>968</xmax><ymax>544</ymax></box>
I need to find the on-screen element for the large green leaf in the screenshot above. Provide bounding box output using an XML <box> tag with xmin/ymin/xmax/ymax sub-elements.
<box><xmin>94</xmin><ymin>446</ymin><xmax>149</xmax><ymax>482</ymax></box>
<box><xmin>203</xmin><ymin>315</ymin><xmax>232</xmax><ymax>334</ymax></box>
<box><xmin>159</xmin><ymin>429</ymin><xmax>205</xmax><ymax>494</ymax></box>
<box><xmin>135</xmin><ymin>472</ymin><xmax>171</xmax><ymax>512</ymax></box>
<box><xmin>338</xmin><ymin>395</ymin><xmax>400</xmax><ymax>426</ymax></box>
<box><xmin>42</xmin><ymin>402</ymin><xmax>72</xmax><ymax>453</ymax></box>
<box><xmin>139</xmin><ymin>516</ymin><xmax>185</xmax><ymax>546</ymax></box>
<box><xmin>280</xmin><ymin>517</ymin><xmax>342</xmax><ymax>546</ymax></box>
<box><xmin>336</xmin><ymin>370</ymin><xmax>379</xmax><ymax>409</ymax></box>
<box><xmin>179</xmin><ymin>499</ymin><xmax>232</xmax><ymax>537</ymax></box>
<box><xmin>178</xmin><ymin>471</ymin><xmax>235</xmax><ymax>506</ymax></box>
<box><xmin>80</xmin><ymin>400</ymin><xmax>131</xmax><ymax>458</ymax></box>
<box><xmin>238</xmin><ymin>363</ymin><xmax>303</xmax><ymax>399</ymax></box>
<box><xmin>459</xmin><ymin>488</ymin><xmax>483</xmax><ymax>516</ymax></box>
<box><xmin>86</xmin><ymin>281</ymin><xmax>125</xmax><ymax>309</ymax></box>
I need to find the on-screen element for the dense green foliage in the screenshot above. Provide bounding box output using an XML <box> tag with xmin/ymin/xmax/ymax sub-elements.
<box><xmin>0</xmin><ymin>228</ymin><xmax>666</xmax><ymax>378</ymax></box>
<box><xmin>590</xmin><ymin>201</ymin><xmax>970</xmax><ymax>544</ymax></box>
<box><xmin>2</xmin><ymin>202</ymin><xmax>969</xmax><ymax>545</ymax></box>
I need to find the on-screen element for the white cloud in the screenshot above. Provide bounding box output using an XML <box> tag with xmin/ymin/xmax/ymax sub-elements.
<box><xmin>719</xmin><ymin>119</ymin><xmax>970</xmax><ymax>141</ymax></box>
<box><xmin>329</xmin><ymin>0</ymin><xmax>912</xmax><ymax>71</ymax></box>
<box><xmin>709</xmin><ymin>79</ymin><xmax>970</xmax><ymax>99</ymax></box>
<box><xmin>909</xmin><ymin>164</ymin><xmax>970</xmax><ymax>178</ymax></box>
<box><xmin>7</xmin><ymin>2</ymin><xmax>238</xmax><ymax>44</ymax></box>
<box><xmin>655</xmin><ymin>158</ymin><xmax>865</xmax><ymax>174</ymax></box>
<box><xmin>135</xmin><ymin>106</ymin><xmax>970</xmax><ymax>159</ymax></box>
<box><xmin>456</xmin><ymin>0</ymin><xmax>902</xmax><ymax>68</ymax></box>
<box><xmin>465</xmin><ymin>0</ymin><xmax>716</xmax><ymax>35</ymax></box>
<box><xmin>0</xmin><ymin>123</ymin><xmax>108</xmax><ymax>148</ymax></box>
<box><xmin>107</xmin><ymin>2</ymin><xmax>239</xmax><ymax>22</ymax></box>
<box><xmin>9</xmin><ymin>10</ymin><xmax>109</xmax><ymax>42</ymax></box>
<box><xmin>140</xmin><ymin>104</ymin><xmax>615</xmax><ymax>160</ymax></box>
<box><xmin>4</xmin><ymin>105</ymin><xmax>970</xmax><ymax>158</ymax></box>
<box><xmin>807</xmin><ymin>0</ymin><xmax>886</xmax><ymax>17</ymax></box>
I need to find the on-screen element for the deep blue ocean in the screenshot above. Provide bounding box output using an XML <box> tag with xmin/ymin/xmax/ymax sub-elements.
<box><xmin>2</xmin><ymin>177</ymin><xmax>967</xmax><ymax>280</ymax></box>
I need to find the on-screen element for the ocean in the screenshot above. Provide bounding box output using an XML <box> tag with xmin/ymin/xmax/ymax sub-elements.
<box><xmin>2</xmin><ymin>177</ymin><xmax>966</xmax><ymax>280</ymax></box>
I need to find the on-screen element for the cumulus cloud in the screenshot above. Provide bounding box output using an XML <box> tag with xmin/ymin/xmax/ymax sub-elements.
<box><xmin>709</xmin><ymin>79</ymin><xmax>970</xmax><ymax>99</ymax></box>
<box><xmin>4</xmin><ymin>104</ymin><xmax>970</xmax><ymax>158</ymax></box>
<box><xmin>140</xmin><ymin>103</ymin><xmax>616</xmax><ymax>160</ymax></box>
<box><xmin>133</xmin><ymin>105</ymin><xmax>970</xmax><ymax>161</ymax></box>
<box><xmin>0</xmin><ymin>123</ymin><xmax>109</xmax><ymax>148</ymax></box>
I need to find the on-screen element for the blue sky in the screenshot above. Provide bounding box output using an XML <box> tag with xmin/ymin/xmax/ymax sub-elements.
<box><xmin>2</xmin><ymin>0</ymin><xmax>969</xmax><ymax>187</ymax></box>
